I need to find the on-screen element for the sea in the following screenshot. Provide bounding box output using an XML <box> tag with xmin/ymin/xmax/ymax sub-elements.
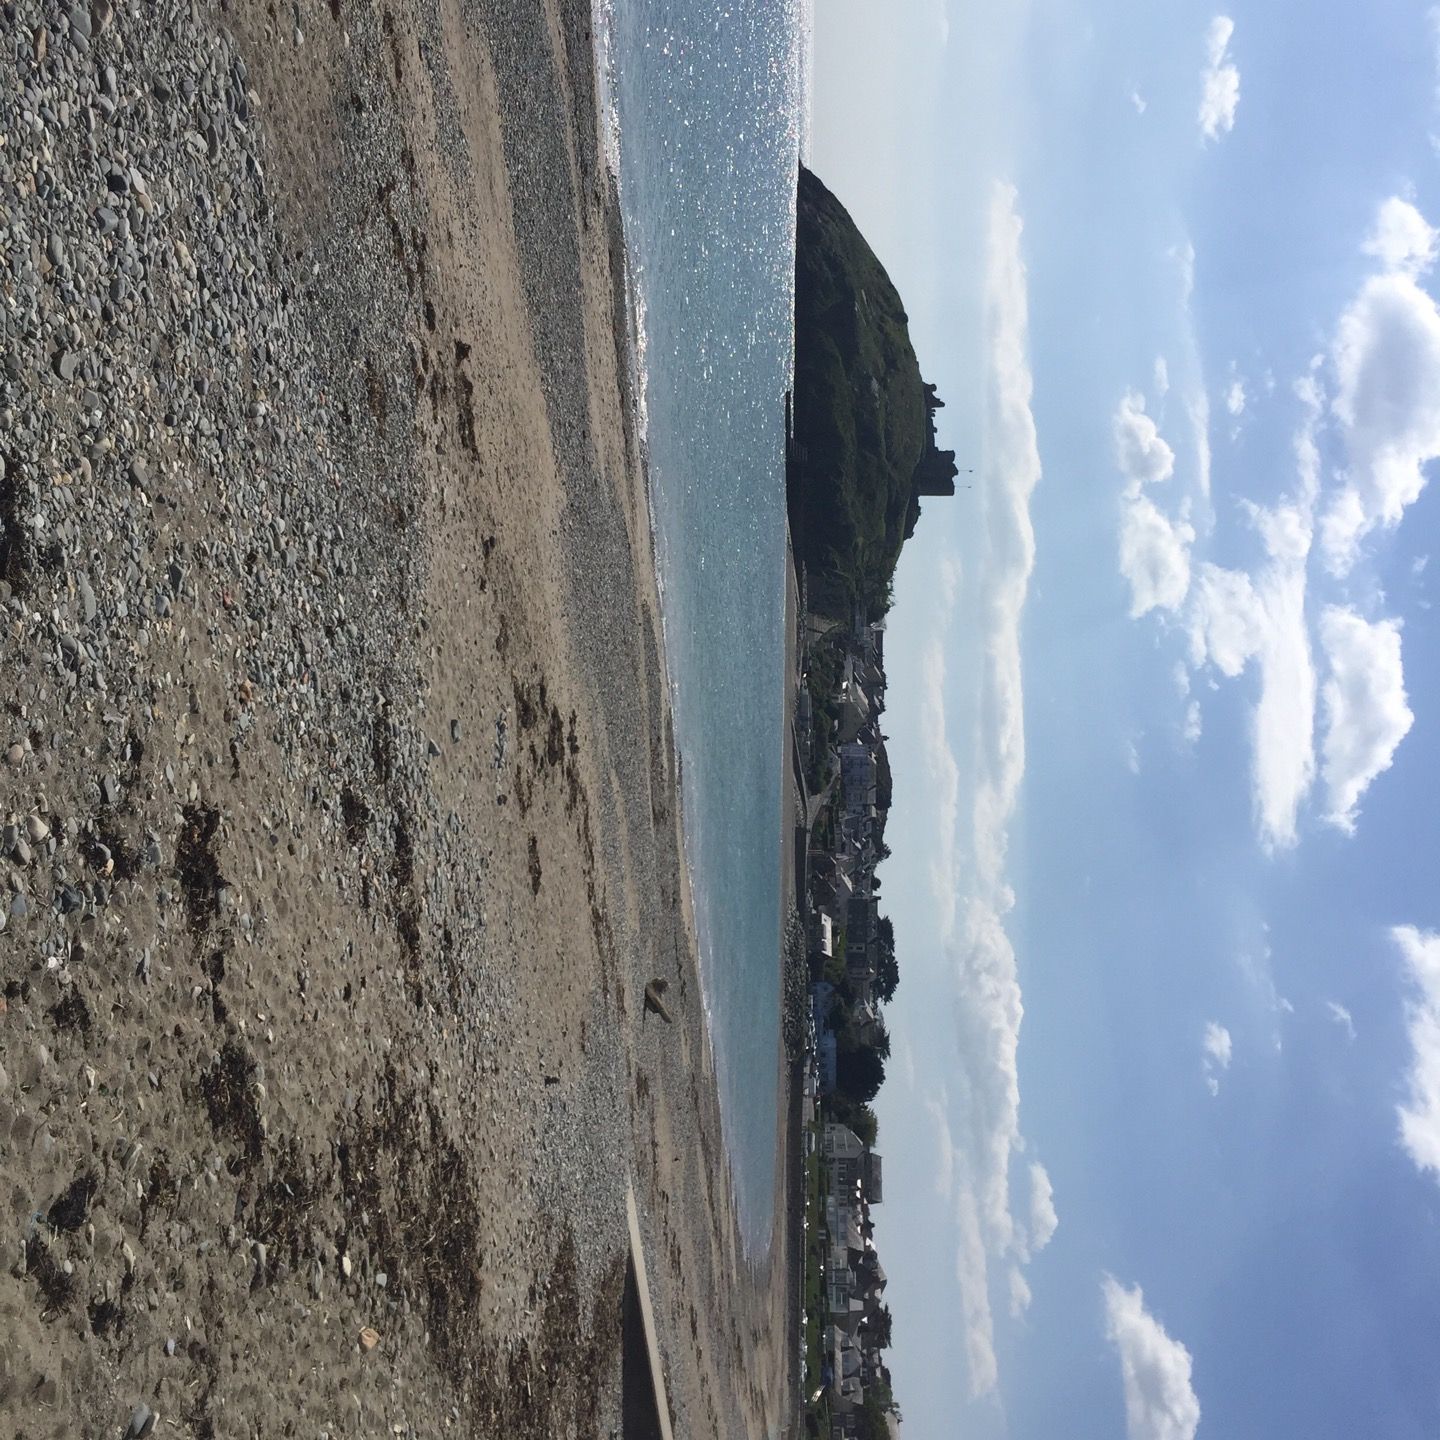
<box><xmin>595</xmin><ymin>0</ymin><xmax>811</xmax><ymax>1251</ymax></box>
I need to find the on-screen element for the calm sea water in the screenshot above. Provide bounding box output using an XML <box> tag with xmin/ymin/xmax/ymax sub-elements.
<box><xmin>597</xmin><ymin>0</ymin><xmax>808</xmax><ymax>1250</ymax></box>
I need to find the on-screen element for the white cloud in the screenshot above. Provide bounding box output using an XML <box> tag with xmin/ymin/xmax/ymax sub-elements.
<box><xmin>1009</xmin><ymin>1265</ymin><xmax>1033</xmax><ymax>1319</ymax></box>
<box><xmin>1394</xmin><ymin>926</ymin><xmax>1440</xmax><ymax>1180</ymax></box>
<box><xmin>1202</xmin><ymin>1021</ymin><xmax>1233</xmax><ymax>1095</ymax></box>
<box><xmin>1322</xmin><ymin>203</ymin><xmax>1440</xmax><ymax>572</ymax></box>
<box><xmin>1125</xmin><ymin>738</ymin><xmax>1142</xmax><ymax>774</ymax></box>
<box><xmin>920</xmin><ymin>567</ymin><xmax>963</xmax><ymax>936</ymax></box>
<box><xmin>1187</xmin><ymin>563</ymin><xmax>1264</xmax><ymax>677</ymax></box>
<box><xmin>937</xmin><ymin>180</ymin><xmax>1044</xmax><ymax>1400</ymax></box>
<box><xmin>1226</xmin><ymin>377</ymin><xmax>1247</xmax><ymax>417</ymax></box>
<box><xmin>1114</xmin><ymin>391</ymin><xmax>1177</xmax><ymax>492</ymax></box>
<box><xmin>1187</xmin><ymin>390</ymin><xmax>1214</xmax><ymax>503</ymax></box>
<box><xmin>1131</xmin><ymin>89</ymin><xmax>1149</xmax><ymax>116</ymax></box>
<box><xmin>1326</xmin><ymin>1000</ymin><xmax>1357</xmax><ymax>1041</ymax></box>
<box><xmin>926</xmin><ymin>1091</ymin><xmax>956</xmax><ymax>1201</ymax></box>
<box><xmin>955</xmin><ymin>1190</ymin><xmax>999</xmax><ymax>1395</ymax></box>
<box><xmin>1183</xmin><ymin>699</ymin><xmax>1203</xmax><ymax>744</ymax></box>
<box><xmin>1318</xmin><ymin>607</ymin><xmax>1414</xmax><ymax>832</ymax></box>
<box><xmin>1154</xmin><ymin>355</ymin><xmax>1170</xmax><ymax>396</ymax></box>
<box><xmin>1028</xmin><ymin>1162</ymin><xmax>1058</xmax><ymax>1253</ymax></box>
<box><xmin>1120</xmin><ymin>496</ymin><xmax>1195</xmax><ymax>617</ymax></box>
<box><xmin>1239</xmin><ymin>941</ymin><xmax>1294</xmax><ymax>1054</ymax></box>
<box><xmin>1103</xmin><ymin>1277</ymin><xmax>1202</xmax><ymax>1440</ymax></box>
<box><xmin>1185</xmin><ymin>387</ymin><xmax>1321</xmax><ymax>850</ymax></box>
<box><xmin>1198</xmin><ymin>16</ymin><xmax>1240</xmax><ymax>141</ymax></box>
<box><xmin>1363</xmin><ymin>196</ymin><xmax>1438</xmax><ymax>277</ymax></box>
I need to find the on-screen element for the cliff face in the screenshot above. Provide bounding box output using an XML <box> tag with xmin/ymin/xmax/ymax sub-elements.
<box><xmin>788</xmin><ymin>167</ymin><xmax>954</xmax><ymax>618</ymax></box>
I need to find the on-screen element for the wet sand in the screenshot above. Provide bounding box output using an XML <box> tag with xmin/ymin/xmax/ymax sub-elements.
<box><xmin>0</xmin><ymin>1</ymin><xmax>790</xmax><ymax>1435</ymax></box>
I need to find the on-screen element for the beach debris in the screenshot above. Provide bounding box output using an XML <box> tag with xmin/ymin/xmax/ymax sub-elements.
<box><xmin>359</xmin><ymin>1326</ymin><xmax>381</xmax><ymax>1352</ymax></box>
<box><xmin>643</xmin><ymin>979</ymin><xmax>672</xmax><ymax>1023</ymax></box>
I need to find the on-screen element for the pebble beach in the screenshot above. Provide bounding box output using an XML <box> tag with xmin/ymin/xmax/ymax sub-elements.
<box><xmin>0</xmin><ymin>2</ymin><xmax>791</xmax><ymax>1435</ymax></box>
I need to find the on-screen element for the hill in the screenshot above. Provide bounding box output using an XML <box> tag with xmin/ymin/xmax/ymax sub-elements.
<box><xmin>788</xmin><ymin>167</ymin><xmax>956</xmax><ymax>619</ymax></box>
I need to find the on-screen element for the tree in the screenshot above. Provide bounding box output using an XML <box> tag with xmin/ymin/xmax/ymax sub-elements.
<box><xmin>874</xmin><ymin>916</ymin><xmax>899</xmax><ymax>1002</ymax></box>
<box><xmin>848</xmin><ymin>1104</ymin><xmax>878</xmax><ymax>1147</ymax></box>
<box><xmin>836</xmin><ymin>1044</ymin><xmax>885</xmax><ymax>1104</ymax></box>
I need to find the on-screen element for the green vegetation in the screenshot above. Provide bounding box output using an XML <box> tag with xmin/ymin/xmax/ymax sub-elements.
<box><xmin>790</xmin><ymin>166</ymin><xmax>929</xmax><ymax>620</ymax></box>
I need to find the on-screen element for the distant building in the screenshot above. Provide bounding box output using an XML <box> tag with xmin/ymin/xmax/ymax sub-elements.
<box><xmin>817</xmin><ymin>1032</ymin><xmax>837</xmax><ymax>1094</ymax></box>
<box><xmin>864</xmin><ymin>1151</ymin><xmax>884</xmax><ymax>1205</ymax></box>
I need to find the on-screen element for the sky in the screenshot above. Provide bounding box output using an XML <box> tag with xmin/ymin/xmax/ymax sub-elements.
<box><xmin>809</xmin><ymin>2</ymin><xmax>1440</xmax><ymax>1437</ymax></box>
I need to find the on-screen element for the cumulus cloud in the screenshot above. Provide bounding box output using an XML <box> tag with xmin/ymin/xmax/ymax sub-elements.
<box><xmin>1114</xmin><ymin>391</ymin><xmax>1177</xmax><ymax>492</ymax></box>
<box><xmin>1202</xmin><ymin>1021</ymin><xmax>1233</xmax><ymax>1095</ymax></box>
<box><xmin>1185</xmin><ymin>386</ymin><xmax>1321</xmax><ymax>849</ymax></box>
<box><xmin>1120</xmin><ymin>496</ymin><xmax>1195</xmax><ymax>617</ymax></box>
<box><xmin>1131</xmin><ymin>89</ymin><xmax>1148</xmax><ymax>116</ymax></box>
<box><xmin>1226</xmin><ymin>377</ymin><xmax>1247</xmax><ymax>417</ymax></box>
<box><xmin>1198</xmin><ymin>16</ymin><xmax>1240</xmax><ymax>141</ymax></box>
<box><xmin>1028</xmin><ymin>1162</ymin><xmax>1058</xmax><ymax>1253</ymax></box>
<box><xmin>1394</xmin><ymin>926</ymin><xmax>1440</xmax><ymax>1180</ymax></box>
<box><xmin>1363</xmin><ymin>196</ymin><xmax>1439</xmax><ymax>277</ymax></box>
<box><xmin>935</xmin><ymin>180</ymin><xmax>1045</xmax><ymax>1399</ymax></box>
<box><xmin>1103</xmin><ymin>1278</ymin><xmax>1202</xmax><ymax>1440</ymax></box>
<box><xmin>1322</xmin><ymin>199</ymin><xmax>1440</xmax><ymax>572</ymax></box>
<box><xmin>1318</xmin><ymin>607</ymin><xmax>1414</xmax><ymax>831</ymax></box>
<box><xmin>1154</xmin><ymin>356</ymin><xmax>1170</xmax><ymax>396</ymax></box>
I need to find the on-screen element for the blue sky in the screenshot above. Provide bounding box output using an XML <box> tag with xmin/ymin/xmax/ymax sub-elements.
<box><xmin>809</xmin><ymin>2</ymin><xmax>1440</xmax><ymax>1436</ymax></box>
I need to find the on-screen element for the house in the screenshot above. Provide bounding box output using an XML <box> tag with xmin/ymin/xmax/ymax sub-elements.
<box><xmin>839</xmin><ymin>742</ymin><xmax>877</xmax><ymax>811</ymax></box>
<box><xmin>817</xmin><ymin>910</ymin><xmax>833</xmax><ymax>959</ymax></box>
<box><xmin>824</xmin><ymin>1123</ymin><xmax>865</xmax><ymax>1163</ymax></box>
<box><xmin>864</xmin><ymin>1150</ymin><xmax>884</xmax><ymax>1205</ymax></box>
<box><xmin>817</xmin><ymin>1031</ymin><xmax>837</xmax><ymax>1094</ymax></box>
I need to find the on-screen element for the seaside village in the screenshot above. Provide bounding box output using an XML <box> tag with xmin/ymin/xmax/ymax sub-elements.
<box><xmin>794</xmin><ymin>602</ymin><xmax>903</xmax><ymax>1440</ymax></box>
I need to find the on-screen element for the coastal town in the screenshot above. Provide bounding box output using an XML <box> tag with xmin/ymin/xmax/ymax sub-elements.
<box><xmin>791</xmin><ymin>593</ymin><xmax>902</xmax><ymax>1440</ymax></box>
<box><xmin>785</xmin><ymin>183</ymin><xmax>960</xmax><ymax>1427</ymax></box>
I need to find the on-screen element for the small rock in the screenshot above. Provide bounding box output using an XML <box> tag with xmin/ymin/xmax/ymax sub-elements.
<box><xmin>54</xmin><ymin>351</ymin><xmax>81</xmax><ymax>382</ymax></box>
<box><xmin>11</xmin><ymin>895</ymin><xmax>29</xmax><ymax>920</ymax></box>
<box><xmin>375</xmin><ymin>1271</ymin><xmax>388</xmax><ymax>1289</ymax></box>
<box><xmin>450</xmin><ymin>719</ymin><xmax>461</xmax><ymax>743</ymax></box>
<box><xmin>164</xmin><ymin>1337</ymin><xmax>176</xmax><ymax>1357</ymax></box>
<box><xmin>26</xmin><ymin>816</ymin><xmax>49</xmax><ymax>844</ymax></box>
<box><xmin>427</xmin><ymin>739</ymin><xmax>441</xmax><ymax>758</ymax></box>
<box><xmin>359</xmin><ymin>1326</ymin><xmax>380</xmax><ymax>1352</ymax></box>
<box><xmin>5</xmin><ymin>744</ymin><xmax>23</xmax><ymax>769</ymax></box>
<box><xmin>126</xmin><ymin>1404</ymin><xmax>156</xmax><ymax>1439</ymax></box>
<box><xmin>101</xmin><ymin>775</ymin><xmax>118</xmax><ymax>806</ymax></box>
